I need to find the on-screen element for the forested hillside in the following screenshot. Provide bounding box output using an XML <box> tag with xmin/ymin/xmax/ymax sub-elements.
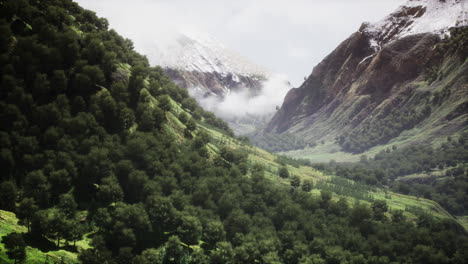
<box><xmin>0</xmin><ymin>1</ymin><xmax>467</xmax><ymax>263</ymax></box>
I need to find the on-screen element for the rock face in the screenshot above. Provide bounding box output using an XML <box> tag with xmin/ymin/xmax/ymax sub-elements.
<box><xmin>164</xmin><ymin>68</ymin><xmax>263</xmax><ymax>98</ymax></box>
<box><xmin>143</xmin><ymin>31</ymin><xmax>291</xmax><ymax>135</ymax></box>
<box><xmin>266</xmin><ymin>0</ymin><xmax>468</xmax><ymax>153</ymax></box>
<box><xmin>144</xmin><ymin>32</ymin><xmax>268</xmax><ymax>98</ymax></box>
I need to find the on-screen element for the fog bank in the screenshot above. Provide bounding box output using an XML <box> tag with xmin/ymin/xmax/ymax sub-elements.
<box><xmin>191</xmin><ymin>74</ymin><xmax>291</xmax><ymax>120</ymax></box>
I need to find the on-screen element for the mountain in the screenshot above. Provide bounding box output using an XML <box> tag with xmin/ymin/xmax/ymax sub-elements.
<box><xmin>265</xmin><ymin>0</ymin><xmax>468</xmax><ymax>155</ymax></box>
<box><xmin>142</xmin><ymin>32</ymin><xmax>290</xmax><ymax>135</ymax></box>
<box><xmin>143</xmin><ymin>32</ymin><xmax>268</xmax><ymax>98</ymax></box>
<box><xmin>1</xmin><ymin>0</ymin><xmax>467</xmax><ymax>263</ymax></box>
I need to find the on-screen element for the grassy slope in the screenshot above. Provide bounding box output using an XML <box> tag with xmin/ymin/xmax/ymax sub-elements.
<box><xmin>138</xmin><ymin>89</ymin><xmax>454</xmax><ymax>222</ymax></box>
<box><xmin>4</xmin><ymin>15</ymin><xmax>464</xmax><ymax>263</ymax></box>
<box><xmin>0</xmin><ymin>210</ymin><xmax>90</xmax><ymax>264</ymax></box>
<box><xmin>200</xmin><ymin>121</ymin><xmax>453</xmax><ymax>220</ymax></box>
<box><xmin>268</xmin><ymin>60</ymin><xmax>468</xmax><ymax>228</ymax></box>
<box><xmin>1</xmin><ymin>69</ymin><xmax>462</xmax><ymax>263</ymax></box>
<box><xmin>457</xmin><ymin>216</ymin><xmax>468</xmax><ymax>231</ymax></box>
<box><xmin>281</xmin><ymin>57</ymin><xmax>468</xmax><ymax>163</ymax></box>
<box><xmin>158</xmin><ymin>96</ymin><xmax>455</xmax><ymax>222</ymax></box>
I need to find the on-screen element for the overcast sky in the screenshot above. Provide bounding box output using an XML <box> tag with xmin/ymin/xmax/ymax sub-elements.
<box><xmin>76</xmin><ymin>0</ymin><xmax>405</xmax><ymax>86</ymax></box>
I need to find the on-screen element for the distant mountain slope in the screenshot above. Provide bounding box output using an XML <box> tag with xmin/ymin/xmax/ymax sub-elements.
<box><xmin>144</xmin><ymin>32</ymin><xmax>268</xmax><ymax>97</ymax></box>
<box><xmin>1</xmin><ymin>1</ymin><xmax>467</xmax><ymax>263</ymax></box>
<box><xmin>266</xmin><ymin>0</ymin><xmax>468</xmax><ymax>154</ymax></box>
<box><xmin>143</xmin><ymin>32</ymin><xmax>292</xmax><ymax>135</ymax></box>
<box><xmin>365</xmin><ymin>0</ymin><xmax>467</xmax><ymax>47</ymax></box>
<box><xmin>140</xmin><ymin>31</ymin><xmax>285</xmax><ymax>135</ymax></box>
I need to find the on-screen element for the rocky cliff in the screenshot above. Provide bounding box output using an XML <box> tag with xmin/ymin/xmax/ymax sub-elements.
<box><xmin>144</xmin><ymin>32</ymin><xmax>268</xmax><ymax>98</ymax></box>
<box><xmin>266</xmin><ymin>0</ymin><xmax>468</xmax><ymax>154</ymax></box>
<box><xmin>164</xmin><ymin>68</ymin><xmax>263</xmax><ymax>98</ymax></box>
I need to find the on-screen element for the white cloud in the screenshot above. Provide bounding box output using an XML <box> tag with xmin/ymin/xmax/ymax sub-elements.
<box><xmin>286</xmin><ymin>44</ymin><xmax>312</xmax><ymax>60</ymax></box>
<box><xmin>193</xmin><ymin>74</ymin><xmax>291</xmax><ymax>118</ymax></box>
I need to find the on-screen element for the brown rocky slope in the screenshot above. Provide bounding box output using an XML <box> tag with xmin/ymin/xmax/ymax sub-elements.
<box><xmin>265</xmin><ymin>3</ymin><xmax>467</xmax><ymax>154</ymax></box>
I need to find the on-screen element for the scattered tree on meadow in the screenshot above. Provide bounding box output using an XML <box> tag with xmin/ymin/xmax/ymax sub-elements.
<box><xmin>278</xmin><ymin>166</ymin><xmax>290</xmax><ymax>179</ymax></box>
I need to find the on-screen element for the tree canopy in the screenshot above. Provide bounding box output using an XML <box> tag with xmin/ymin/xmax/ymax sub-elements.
<box><xmin>0</xmin><ymin>1</ymin><xmax>466</xmax><ymax>263</ymax></box>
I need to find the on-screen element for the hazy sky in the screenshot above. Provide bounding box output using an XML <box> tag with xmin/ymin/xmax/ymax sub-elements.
<box><xmin>76</xmin><ymin>0</ymin><xmax>405</xmax><ymax>86</ymax></box>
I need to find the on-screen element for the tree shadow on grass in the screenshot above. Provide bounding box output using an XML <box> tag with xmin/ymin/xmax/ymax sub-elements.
<box><xmin>23</xmin><ymin>233</ymin><xmax>58</xmax><ymax>252</ymax></box>
<box><xmin>24</xmin><ymin>233</ymin><xmax>80</xmax><ymax>253</ymax></box>
<box><xmin>61</xmin><ymin>244</ymin><xmax>78</xmax><ymax>253</ymax></box>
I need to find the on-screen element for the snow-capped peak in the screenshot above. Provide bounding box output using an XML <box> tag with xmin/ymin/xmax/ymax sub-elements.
<box><xmin>363</xmin><ymin>0</ymin><xmax>467</xmax><ymax>49</ymax></box>
<box><xmin>143</xmin><ymin>31</ymin><xmax>270</xmax><ymax>78</ymax></box>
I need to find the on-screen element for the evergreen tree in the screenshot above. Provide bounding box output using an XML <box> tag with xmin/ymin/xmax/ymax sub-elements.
<box><xmin>1</xmin><ymin>232</ymin><xmax>26</xmax><ymax>264</ymax></box>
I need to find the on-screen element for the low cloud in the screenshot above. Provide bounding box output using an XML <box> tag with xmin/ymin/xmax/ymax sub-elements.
<box><xmin>192</xmin><ymin>74</ymin><xmax>291</xmax><ymax>119</ymax></box>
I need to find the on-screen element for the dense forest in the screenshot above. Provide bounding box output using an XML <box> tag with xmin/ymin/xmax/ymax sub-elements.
<box><xmin>0</xmin><ymin>0</ymin><xmax>467</xmax><ymax>263</ymax></box>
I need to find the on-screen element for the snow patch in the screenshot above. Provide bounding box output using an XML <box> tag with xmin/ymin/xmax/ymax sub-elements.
<box><xmin>365</xmin><ymin>0</ymin><xmax>467</xmax><ymax>46</ymax></box>
<box><xmin>232</xmin><ymin>73</ymin><xmax>240</xmax><ymax>83</ymax></box>
<box><xmin>143</xmin><ymin>31</ymin><xmax>270</xmax><ymax>78</ymax></box>
<box><xmin>358</xmin><ymin>54</ymin><xmax>376</xmax><ymax>65</ymax></box>
<box><xmin>369</xmin><ymin>39</ymin><xmax>380</xmax><ymax>51</ymax></box>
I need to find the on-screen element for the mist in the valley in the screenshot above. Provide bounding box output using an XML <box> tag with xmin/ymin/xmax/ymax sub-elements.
<box><xmin>74</xmin><ymin>0</ymin><xmax>406</xmax><ymax>127</ymax></box>
<box><xmin>192</xmin><ymin>74</ymin><xmax>291</xmax><ymax>121</ymax></box>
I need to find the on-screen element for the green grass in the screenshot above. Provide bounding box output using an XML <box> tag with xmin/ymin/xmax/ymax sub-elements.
<box><xmin>456</xmin><ymin>216</ymin><xmax>468</xmax><ymax>231</ymax></box>
<box><xmin>2</xmin><ymin>86</ymin><xmax>463</xmax><ymax>263</ymax></box>
<box><xmin>194</xmin><ymin>117</ymin><xmax>455</xmax><ymax>222</ymax></box>
<box><xmin>396</xmin><ymin>167</ymin><xmax>451</xmax><ymax>182</ymax></box>
<box><xmin>280</xmin><ymin>141</ymin><xmax>360</xmax><ymax>163</ymax></box>
<box><xmin>279</xmin><ymin>113</ymin><xmax>466</xmax><ymax>164</ymax></box>
<box><xmin>116</xmin><ymin>62</ymin><xmax>132</xmax><ymax>76</ymax></box>
<box><xmin>278</xmin><ymin>58</ymin><xmax>468</xmax><ymax>164</ymax></box>
<box><xmin>0</xmin><ymin>210</ymin><xmax>89</xmax><ymax>264</ymax></box>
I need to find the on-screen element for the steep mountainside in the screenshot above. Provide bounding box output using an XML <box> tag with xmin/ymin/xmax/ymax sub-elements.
<box><xmin>1</xmin><ymin>1</ymin><xmax>467</xmax><ymax>263</ymax></box>
<box><xmin>144</xmin><ymin>32</ymin><xmax>268</xmax><ymax>98</ymax></box>
<box><xmin>266</xmin><ymin>0</ymin><xmax>468</xmax><ymax>154</ymax></box>
<box><xmin>144</xmin><ymin>32</ymin><xmax>284</xmax><ymax>135</ymax></box>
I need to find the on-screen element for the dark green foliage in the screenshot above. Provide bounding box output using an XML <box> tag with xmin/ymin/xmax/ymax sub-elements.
<box><xmin>371</xmin><ymin>200</ymin><xmax>388</xmax><ymax>221</ymax></box>
<box><xmin>275</xmin><ymin>155</ymin><xmax>311</xmax><ymax>168</ymax></box>
<box><xmin>0</xmin><ymin>1</ymin><xmax>466</xmax><ymax>263</ymax></box>
<box><xmin>0</xmin><ymin>180</ymin><xmax>17</xmax><ymax>211</ymax></box>
<box><xmin>278</xmin><ymin>165</ymin><xmax>290</xmax><ymax>179</ymax></box>
<box><xmin>57</xmin><ymin>193</ymin><xmax>77</xmax><ymax>218</ymax></box>
<box><xmin>301</xmin><ymin>180</ymin><xmax>313</xmax><ymax>192</ymax></box>
<box><xmin>178</xmin><ymin>112</ymin><xmax>188</xmax><ymax>124</ymax></box>
<box><xmin>1</xmin><ymin>232</ymin><xmax>26</xmax><ymax>264</ymax></box>
<box><xmin>139</xmin><ymin>106</ymin><xmax>164</xmax><ymax>132</ymax></box>
<box><xmin>16</xmin><ymin>197</ymin><xmax>38</xmax><ymax>232</ymax></box>
<box><xmin>96</xmin><ymin>175</ymin><xmax>124</xmax><ymax>205</ymax></box>
<box><xmin>290</xmin><ymin>175</ymin><xmax>301</xmax><ymax>189</ymax></box>
<box><xmin>157</xmin><ymin>95</ymin><xmax>171</xmax><ymax>112</ymax></box>
<box><xmin>185</xmin><ymin>118</ymin><xmax>197</xmax><ymax>132</ymax></box>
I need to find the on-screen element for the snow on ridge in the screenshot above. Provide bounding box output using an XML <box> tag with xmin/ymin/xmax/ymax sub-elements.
<box><xmin>365</xmin><ymin>0</ymin><xmax>467</xmax><ymax>46</ymax></box>
<box><xmin>144</xmin><ymin>31</ymin><xmax>270</xmax><ymax>78</ymax></box>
